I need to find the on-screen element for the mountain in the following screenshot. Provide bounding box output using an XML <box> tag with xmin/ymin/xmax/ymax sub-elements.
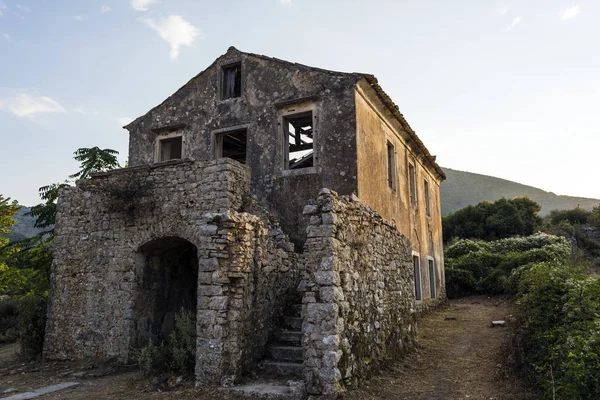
<box><xmin>7</xmin><ymin>207</ymin><xmax>45</xmax><ymax>242</ymax></box>
<box><xmin>441</xmin><ymin>167</ymin><xmax>599</xmax><ymax>217</ymax></box>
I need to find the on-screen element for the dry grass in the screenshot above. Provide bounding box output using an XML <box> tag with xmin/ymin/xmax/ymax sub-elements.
<box><xmin>0</xmin><ymin>297</ymin><xmax>539</xmax><ymax>400</ymax></box>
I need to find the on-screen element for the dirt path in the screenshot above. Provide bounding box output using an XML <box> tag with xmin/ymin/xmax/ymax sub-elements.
<box><xmin>344</xmin><ymin>296</ymin><xmax>538</xmax><ymax>400</ymax></box>
<box><xmin>0</xmin><ymin>296</ymin><xmax>538</xmax><ymax>399</ymax></box>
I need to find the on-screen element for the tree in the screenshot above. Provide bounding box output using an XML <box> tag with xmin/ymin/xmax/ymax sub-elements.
<box><xmin>27</xmin><ymin>183</ymin><xmax>70</xmax><ymax>239</ymax></box>
<box><xmin>443</xmin><ymin>197</ymin><xmax>542</xmax><ymax>243</ymax></box>
<box><xmin>0</xmin><ymin>195</ymin><xmax>21</xmax><ymax>268</ymax></box>
<box><xmin>590</xmin><ymin>204</ymin><xmax>600</xmax><ymax>229</ymax></box>
<box><xmin>28</xmin><ymin>147</ymin><xmax>120</xmax><ymax>236</ymax></box>
<box><xmin>69</xmin><ymin>147</ymin><xmax>120</xmax><ymax>180</ymax></box>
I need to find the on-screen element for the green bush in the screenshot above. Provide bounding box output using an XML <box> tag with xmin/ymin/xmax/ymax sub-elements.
<box><xmin>512</xmin><ymin>262</ymin><xmax>600</xmax><ymax>399</ymax></box>
<box><xmin>138</xmin><ymin>339</ymin><xmax>167</xmax><ymax>376</ymax></box>
<box><xmin>138</xmin><ymin>308</ymin><xmax>196</xmax><ymax>376</ymax></box>
<box><xmin>445</xmin><ymin>268</ymin><xmax>476</xmax><ymax>299</ymax></box>
<box><xmin>548</xmin><ymin>207</ymin><xmax>591</xmax><ymax>225</ymax></box>
<box><xmin>444</xmin><ymin>239</ymin><xmax>490</xmax><ymax>259</ymax></box>
<box><xmin>169</xmin><ymin>309</ymin><xmax>196</xmax><ymax>374</ymax></box>
<box><xmin>0</xmin><ymin>297</ymin><xmax>19</xmax><ymax>343</ymax></box>
<box><xmin>17</xmin><ymin>296</ymin><xmax>47</xmax><ymax>360</ymax></box>
<box><xmin>444</xmin><ymin>234</ymin><xmax>571</xmax><ymax>297</ymax></box>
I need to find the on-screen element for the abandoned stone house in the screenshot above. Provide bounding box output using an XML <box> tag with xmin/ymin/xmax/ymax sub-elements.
<box><xmin>44</xmin><ymin>47</ymin><xmax>446</xmax><ymax>396</ymax></box>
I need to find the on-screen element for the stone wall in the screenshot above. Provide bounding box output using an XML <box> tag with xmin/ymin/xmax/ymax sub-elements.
<box><xmin>195</xmin><ymin>210</ymin><xmax>300</xmax><ymax>384</ymax></box>
<box><xmin>44</xmin><ymin>159</ymin><xmax>300</xmax><ymax>385</ymax></box>
<box><xmin>126</xmin><ymin>47</ymin><xmax>360</xmax><ymax>246</ymax></box>
<box><xmin>301</xmin><ymin>189</ymin><xmax>417</xmax><ymax>396</ymax></box>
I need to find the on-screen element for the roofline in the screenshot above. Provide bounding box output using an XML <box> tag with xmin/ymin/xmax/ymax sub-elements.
<box><xmin>124</xmin><ymin>46</ymin><xmax>446</xmax><ymax>182</ymax></box>
<box><xmin>359</xmin><ymin>75</ymin><xmax>446</xmax><ymax>181</ymax></box>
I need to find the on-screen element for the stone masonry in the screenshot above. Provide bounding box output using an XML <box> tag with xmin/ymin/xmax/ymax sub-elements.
<box><xmin>44</xmin><ymin>159</ymin><xmax>301</xmax><ymax>384</ymax></box>
<box><xmin>301</xmin><ymin>189</ymin><xmax>416</xmax><ymax>396</ymax></box>
<box><xmin>45</xmin><ymin>47</ymin><xmax>448</xmax><ymax>397</ymax></box>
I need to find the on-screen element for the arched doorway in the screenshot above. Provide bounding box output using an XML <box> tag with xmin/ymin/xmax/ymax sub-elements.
<box><xmin>133</xmin><ymin>236</ymin><xmax>198</xmax><ymax>347</ymax></box>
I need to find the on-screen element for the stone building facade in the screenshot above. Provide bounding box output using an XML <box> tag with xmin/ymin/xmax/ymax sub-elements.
<box><xmin>44</xmin><ymin>47</ymin><xmax>446</xmax><ymax>396</ymax></box>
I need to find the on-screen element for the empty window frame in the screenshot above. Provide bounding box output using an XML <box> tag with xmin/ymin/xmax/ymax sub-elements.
<box><xmin>215</xmin><ymin>129</ymin><xmax>247</xmax><ymax>164</ymax></box>
<box><xmin>284</xmin><ymin>111</ymin><xmax>314</xmax><ymax>169</ymax></box>
<box><xmin>387</xmin><ymin>141</ymin><xmax>397</xmax><ymax>190</ymax></box>
<box><xmin>409</xmin><ymin>163</ymin><xmax>417</xmax><ymax>207</ymax></box>
<box><xmin>413</xmin><ymin>255</ymin><xmax>422</xmax><ymax>301</ymax></box>
<box><xmin>428</xmin><ymin>258</ymin><xmax>436</xmax><ymax>299</ymax></box>
<box><xmin>424</xmin><ymin>179</ymin><xmax>431</xmax><ymax>216</ymax></box>
<box><xmin>221</xmin><ymin>62</ymin><xmax>242</xmax><ymax>99</ymax></box>
<box><xmin>158</xmin><ymin>136</ymin><xmax>183</xmax><ymax>162</ymax></box>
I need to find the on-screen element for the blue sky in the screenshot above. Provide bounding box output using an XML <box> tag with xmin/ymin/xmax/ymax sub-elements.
<box><xmin>1</xmin><ymin>0</ymin><xmax>599</xmax><ymax>205</ymax></box>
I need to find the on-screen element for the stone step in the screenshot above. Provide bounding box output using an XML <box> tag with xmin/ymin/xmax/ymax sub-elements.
<box><xmin>283</xmin><ymin>316</ymin><xmax>302</xmax><ymax>331</ymax></box>
<box><xmin>260</xmin><ymin>361</ymin><xmax>303</xmax><ymax>378</ymax></box>
<box><xmin>273</xmin><ymin>330</ymin><xmax>303</xmax><ymax>346</ymax></box>
<box><xmin>227</xmin><ymin>380</ymin><xmax>305</xmax><ymax>399</ymax></box>
<box><xmin>268</xmin><ymin>345</ymin><xmax>303</xmax><ymax>362</ymax></box>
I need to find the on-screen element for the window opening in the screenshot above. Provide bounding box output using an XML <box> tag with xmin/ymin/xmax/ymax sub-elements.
<box><xmin>429</xmin><ymin>259</ymin><xmax>436</xmax><ymax>299</ymax></box>
<box><xmin>222</xmin><ymin>63</ymin><xmax>242</xmax><ymax>99</ymax></box>
<box><xmin>159</xmin><ymin>136</ymin><xmax>182</xmax><ymax>162</ymax></box>
<box><xmin>387</xmin><ymin>141</ymin><xmax>396</xmax><ymax>190</ymax></box>
<box><xmin>413</xmin><ymin>255</ymin><xmax>422</xmax><ymax>301</ymax></box>
<box><xmin>284</xmin><ymin>111</ymin><xmax>314</xmax><ymax>169</ymax></box>
<box><xmin>409</xmin><ymin>163</ymin><xmax>417</xmax><ymax>207</ymax></box>
<box><xmin>424</xmin><ymin>179</ymin><xmax>431</xmax><ymax>216</ymax></box>
<box><xmin>215</xmin><ymin>129</ymin><xmax>247</xmax><ymax>164</ymax></box>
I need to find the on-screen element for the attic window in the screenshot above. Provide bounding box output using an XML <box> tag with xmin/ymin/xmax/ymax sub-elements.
<box><xmin>159</xmin><ymin>136</ymin><xmax>182</xmax><ymax>162</ymax></box>
<box><xmin>222</xmin><ymin>63</ymin><xmax>242</xmax><ymax>99</ymax></box>
<box><xmin>215</xmin><ymin>129</ymin><xmax>247</xmax><ymax>164</ymax></box>
<box><xmin>284</xmin><ymin>111</ymin><xmax>314</xmax><ymax>169</ymax></box>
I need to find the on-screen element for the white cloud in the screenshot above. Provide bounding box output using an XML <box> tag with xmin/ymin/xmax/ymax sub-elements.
<box><xmin>559</xmin><ymin>5</ymin><xmax>580</xmax><ymax>20</ymax></box>
<box><xmin>116</xmin><ymin>117</ymin><xmax>134</xmax><ymax>126</ymax></box>
<box><xmin>142</xmin><ymin>15</ymin><xmax>200</xmax><ymax>60</ymax></box>
<box><xmin>2</xmin><ymin>32</ymin><xmax>9</xmax><ymax>41</ymax></box>
<box><xmin>280</xmin><ymin>0</ymin><xmax>292</xmax><ymax>6</ymax></box>
<box><xmin>0</xmin><ymin>2</ymin><xmax>7</xmax><ymax>17</ymax></box>
<box><xmin>496</xmin><ymin>7</ymin><xmax>508</xmax><ymax>15</ymax></box>
<box><xmin>505</xmin><ymin>16</ymin><xmax>521</xmax><ymax>31</ymax></box>
<box><xmin>131</xmin><ymin>0</ymin><xmax>157</xmax><ymax>11</ymax></box>
<box><xmin>0</xmin><ymin>94</ymin><xmax>65</xmax><ymax>118</ymax></box>
<box><xmin>101</xmin><ymin>5</ymin><xmax>111</xmax><ymax>13</ymax></box>
<box><xmin>16</xmin><ymin>4</ymin><xmax>31</xmax><ymax>13</ymax></box>
<box><xmin>73</xmin><ymin>15</ymin><xmax>85</xmax><ymax>21</ymax></box>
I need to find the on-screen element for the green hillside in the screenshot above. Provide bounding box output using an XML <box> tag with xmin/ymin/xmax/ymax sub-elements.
<box><xmin>441</xmin><ymin>167</ymin><xmax>600</xmax><ymax>216</ymax></box>
<box><xmin>7</xmin><ymin>207</ymin><xmax>45</xmax><ymax>242</ymax></box>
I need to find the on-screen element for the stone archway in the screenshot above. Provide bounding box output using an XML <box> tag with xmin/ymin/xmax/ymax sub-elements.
<box><xmin>133</xmin><ymin>236</ymin><xmax>199</xmax><ymax>347</ymax></box>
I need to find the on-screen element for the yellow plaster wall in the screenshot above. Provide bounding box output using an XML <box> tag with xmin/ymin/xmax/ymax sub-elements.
<box><xmin>355</xmin><ymin>83</ymin><xmax>446</xmax><ymax>302</ymax></box>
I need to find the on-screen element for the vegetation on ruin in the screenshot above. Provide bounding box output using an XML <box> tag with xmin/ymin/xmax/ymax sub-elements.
<box><xmin>138</xmin><ymin>308</ymin><xmax>197</xmax><ymax>376</ymax></box>
<box><xmin>0</xmin><ymin>147</ymin><xmax>120</xmax><ymax>359</ymax></box>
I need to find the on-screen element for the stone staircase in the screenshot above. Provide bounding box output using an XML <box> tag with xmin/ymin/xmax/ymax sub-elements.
<box><xmin>228</xmin><ymin>304</ymin><xmax>304</xmax><ymax>398</ymax></box>
<box><xmin>260</xmin><ymin>304</ymin><xmax>304</xmax><ymax>378</ymax></box>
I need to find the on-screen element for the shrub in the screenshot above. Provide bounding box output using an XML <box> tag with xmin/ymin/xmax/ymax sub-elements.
<box><xmin>444</xmin><ymin>239</ymin><xmax>490</xmax><ymax>259</ymax></box>
<box><xmin>0</xmin><ymin>297</ymin><xmax>19</xmax><ymax>343</ymax></box>
<box><xmin>138</xmin><ymin>339</ymin><xmax>167</xmax><ymax>376</ymax></box>
<box><xmin>138</xmin><ymin>308</ymin><xmax>196</xmax><ymax>376</ymax></box>
<box><xmin>512</xmin><ymin>262</ymin><xmax>600</xmax><ymax>399</ymax></box>
<box><xmin>445</xmin><ymin>268</ymin><xmax>476</xmax><ymax>299</ymax></box>
<box><xmin>478</xmin><ymin>268</ymin><xmax>509</xmax><ymax>295</ymax></box>
<box><xmin>17</xmin><ymin>296</ymin><xmax>47</xmax><ymax>360</ymax></box>
<box><xmin>444</xmin><ymin>233</ymin><xmax>571</xmax><ymax>297</ymax></box>
<box><xmin>169</xmin><ymin>308</ymin><xmax>196</xmax><ymax>374</ymax></box>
